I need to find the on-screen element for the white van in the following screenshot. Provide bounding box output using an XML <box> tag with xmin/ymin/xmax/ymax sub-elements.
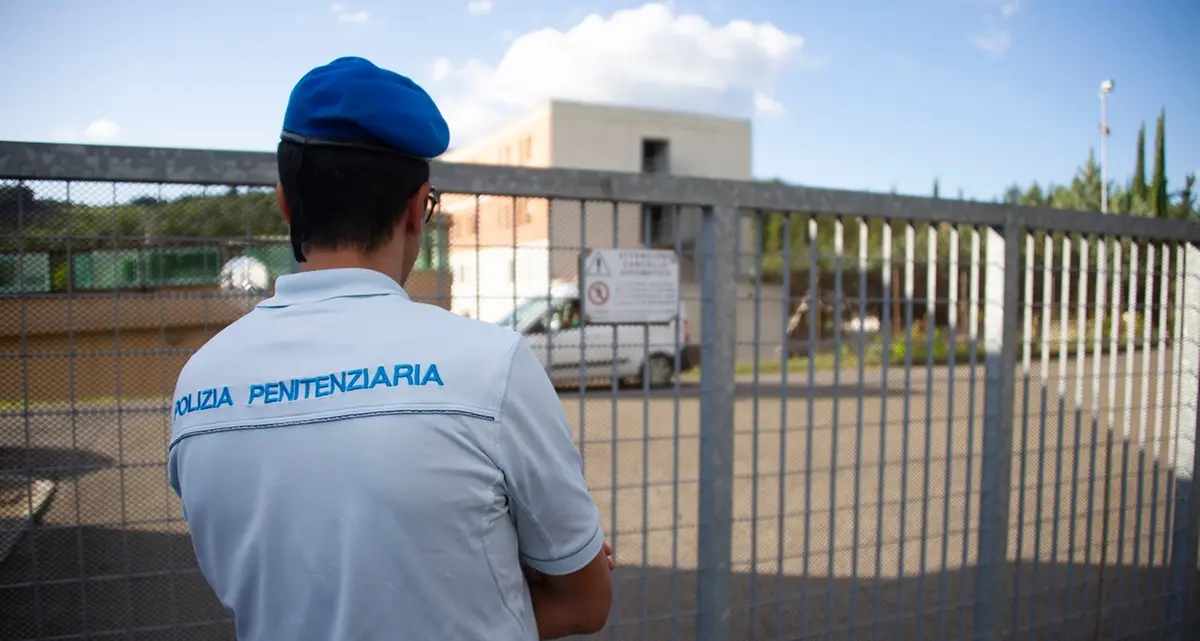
<box><xmin>494</xmin><ymin>282</ymin><xmax>695</xmax><ymax>388</ymax></box>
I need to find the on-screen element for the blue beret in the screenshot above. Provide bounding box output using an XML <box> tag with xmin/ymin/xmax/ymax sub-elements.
<box><xmin>282</xmin><ymin>56</ymin><xmax>450</xmax><ymax>160</ymax></box>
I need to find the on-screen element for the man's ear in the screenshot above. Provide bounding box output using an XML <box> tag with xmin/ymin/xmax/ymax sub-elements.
<box><xmin>404</xmin><ymin>181</ymin><xmax>431</xmax><ymax>235</ymax></box>
<box><xmin>276</xmin><ymin>184</ymin><xmax>291</xmax><ymax>225</ymax></box>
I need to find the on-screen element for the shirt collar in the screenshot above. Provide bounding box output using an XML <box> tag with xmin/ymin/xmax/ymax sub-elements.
<box><xmin>257</xmin><ymin>268</ymin><xmax>410</xmax><ymax>308</ymax></box>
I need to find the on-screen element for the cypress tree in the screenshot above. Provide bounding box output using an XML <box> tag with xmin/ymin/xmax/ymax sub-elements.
<box><xmin>1150</xmin><ymin>109</ymin><xmax>1168</xmax><ymax>218</ymax></box>
<box><xmin>1132</xmin><ymin>123</ymin><xmax>1147</xmax><ymax>202</ymax></box>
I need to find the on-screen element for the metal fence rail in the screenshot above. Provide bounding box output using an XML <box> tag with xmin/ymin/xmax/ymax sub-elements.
<box><xmin>0</xmin><ymin>140</ymin><xmax>1198</xmax><ymax>641</ymax></box>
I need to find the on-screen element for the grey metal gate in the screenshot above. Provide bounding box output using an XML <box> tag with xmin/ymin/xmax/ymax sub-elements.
<box><xmin>1</xmin><ymin>140</ymin><xmax>1198</xmax><ymax>640</ymax></box>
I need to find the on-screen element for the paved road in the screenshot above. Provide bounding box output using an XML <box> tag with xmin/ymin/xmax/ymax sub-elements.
<box><xmin>0</xmin><ymin>350</ymin><xmax>1189</xmax><ymax>640</ymax></box>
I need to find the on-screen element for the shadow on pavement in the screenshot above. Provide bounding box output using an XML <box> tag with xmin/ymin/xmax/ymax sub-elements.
<box><xmin>0</xmin><ymin>447</ymin><xmax>115</xmax><ymax>479</ymax></box>
<box><xmin>1</xmin><ymin>518</ymin><xmax>1189</xmax><ymax>641</ymax></box>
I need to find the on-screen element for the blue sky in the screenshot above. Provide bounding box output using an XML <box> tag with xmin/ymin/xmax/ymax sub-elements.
<box><xmin>1</xmin><ymin>0</ymin><xmax>1196</xmax><ymax>200</ymax></box>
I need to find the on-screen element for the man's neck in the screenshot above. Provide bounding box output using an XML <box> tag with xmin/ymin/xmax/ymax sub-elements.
<box><xmin>299</xmin><ymin>250</ymin><xmax>406</xmax><ymax>285</ymax></box>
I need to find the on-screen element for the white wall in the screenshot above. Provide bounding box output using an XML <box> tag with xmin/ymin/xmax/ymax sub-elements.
<box><xmin>445</xmin><ymin>100</ymin><xmax>761</xmax><ymax>317</ymax></box>
<box><xmin>547</xmin><ymin>101</ymin><xmax>756</xmax><ymax>275</ymax></box>
<box><xmin>547</xmin><ymin>100</ymin><xmax>752</xmax><ymax>178</ymax></box>
<box><xmin>449</xmin><ymin>240</ymin><xmax>550</xmax><ymax>322</ymax></box>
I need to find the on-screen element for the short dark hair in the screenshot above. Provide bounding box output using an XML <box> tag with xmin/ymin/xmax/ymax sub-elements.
<box><xmin>277</xmin><ymin>140</ymin><xmax>429</xmax><ymax>255</ymax></box>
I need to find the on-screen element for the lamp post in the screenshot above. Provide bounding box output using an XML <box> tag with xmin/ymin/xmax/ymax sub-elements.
<box><xmin>1100</xmin><ymin>79</ymin><xmax>1114</xmax><ymax>214</ymax></box>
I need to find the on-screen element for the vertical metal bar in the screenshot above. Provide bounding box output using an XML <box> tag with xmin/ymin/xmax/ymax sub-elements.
<box><xmin>938</xmin><ymin>224</ymin><xmax>960</xmax><ymax>641</ymax></box>
<box><xmin>895</xmin><ymin>220</ymin><xmax>916</xmax><ymax>641</ymax></box>
<box><xmin>1165</xmin><ymin>242</ymin><xmax>1200</xmax><ymax>641</ymax></box>
<box><xmin>873</xmin><ymin>220</ymin><xmax>893</xmax><ymax>639</ymax></box>
<box><xmin>157</xmin><ymin>182</ymin><xmax>180</xmax><ymax>637</ymax></box>
<box><xmin>974</xmin><ymin>222</ymin><xmax>1021</xmax><ymax>641</ymax></box>
<box><xmin>64</xmin><ymin>181</ymin><xmax>90</xmax><ymax>637</ymax></box>
<box><xmin>545</xmin><ymin>199</ymin><xmax>555</xmax><ymax>442</ymax></box>
<box><xmin>436</xmin><ymin>205</ymin><xmax>445</xmax><ymax>309</ymax></box>
<box><xmin>1029</xmin><ymin>233</ymin><xmax>1054</xmax><ymax>637</ymax></box>
<box><xmin>1133</xmin><ymin>244</ymin><xmax>1157</xmax><ymax>608</ymax></box>
<box><xmin>826</xmin><ymin>216</ymin><xmax>844</xmax><ymax>634</ymax></box>
<box><xmin>640</xmin><ymin>205</ymin><xmax>652</xmax><ymax>641</ymax></box>
<box><xmin>1168</xmin><ymin>242</ymin><xmax>1187</xmax><ymax>522</ymax></box>
<box><xmin>110</xmin><ymin>182</ymin><xmax>133</xmax><ymax>636</ymax></box>
<box><xmin>730</xmin><ymin>208</ymin><xmax>744</xmax><ymax>639</ymax></box>
<box><xmin>1085</xmin><ymin>237</ymin><xmax>1107</xmax><ymax>629</ymax></box>
<box><xmin>578</xmin><ymin>200</ymin><xmax>589</xmax><ymax>477</ymax></box>
<box><xmin>473</xmin><ymin>196</ymin><xmax>481</xmax><ymax>323</ymax></box>
<box><xmin>512</xmin><ymin>196</ymin><xmax>519</xmax><ymax>329</ymax></box>
<box><xmin>1013</xmin><ymin>233</ymin><xmax>1035</xmax><ymax>633</ymax></box>
<box><xmin>917</xmin><ymin>223</ymin><xmax>938</xmax><ymax>641</ymax></box>
<box><xmin>1064</xmin><ymin>235</ymin><xmax>1089</xmax><ymax>635</ymax></box>
<box><xmin>609</xmin><ymin>202</ymin><xmax>620</xmax><ymax>641</ymax></box>
<box><xmin>1148</xmin><ymin>245</ymin><xmax>1170</xmax><ymax>632</ymax></box>
<box><xmin>749</xmin><ymin>212</ymin><xmax>765</xmax><ymax>641</ymax></box>
<box><xmin>961</xmin><ymin>226</ymin><xmax>982</xmax><ymax>641</ymax></box>
<box><xmin>849</xmin><ymin>217</ymin><xmax>868</xmax><ymax>630</ymax></box>
<box><xmin>1115</xmin><ymin>242</ymin><xmax>1140</xmax><ymax>635</ymax></box>
<box><xmin>802</xmin><ymin>214</ymin><xmax>819</xmax><ymax>639</ymax></box>
<box><xmin>670</xmin><ymin>204</ymin><xmax>684</xmax><ymax>641</ymax></box>
<box><xmin>1163</xmin><ymin>243</ymin><xmax>1187</xmax><ymax>581</ymax></box>
<box><xmin>15</xmin><ymin>180</ymin><xmax>43</xmax><ymax>638</ymax></box>
<box><xmin>696</xmin><ymin>203</ymin><xmax>737</xmax><ymax>641</ymax></box>
<box><xmin>1096</xmin><ymin>238</ymin><xmax>1124</xmax><ymax>638</ymax></box>
<box><xmin>775</xmin><ymin>212</ymin><xmax>792</xmax><ymax>640</ymax></box>
<box><xmin>1048</xmin><ymin>234</ymin><xmax>1071</xmax><ymax>632</ymax></box>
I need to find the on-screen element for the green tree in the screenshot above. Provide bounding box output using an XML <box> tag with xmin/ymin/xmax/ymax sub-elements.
<box><xmin>1174</xmin><ymin>173</ymin><xmax>1197</xmax><ymax>220</ymax></box>
<box><xmin>1150</xmin><ymin>109</ymin><xmax>1168</xmax><ymax>217</ymax></box>
<box><xmin>1022</xmin><ymin>182</ymin><xmax>1047</xmax><ymax>207</ymax></box>
<box><xmin>1132</xmin><ymin>123</ymin><xmax>1148</xmax><ymax>202</ymax></box>
<box><xmin>932</xmin><ymin>178</ymin><xmax>940</xmax><ymax>199</ymax></box>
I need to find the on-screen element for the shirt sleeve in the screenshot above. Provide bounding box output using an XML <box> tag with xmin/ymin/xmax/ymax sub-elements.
<box><xmin>496</xmin><ymin>337</ymin><xmax>604</xmax><ymax>576</ymax></box>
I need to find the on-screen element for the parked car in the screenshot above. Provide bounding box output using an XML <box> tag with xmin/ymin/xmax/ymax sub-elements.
<box><xmin>494</xmin><ymin>282</ymin><xmax>694</xmax><ymax>388</ymax></box>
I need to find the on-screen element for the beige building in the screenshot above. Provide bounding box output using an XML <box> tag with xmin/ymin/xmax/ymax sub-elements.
<box><xmin>439</xmin><ymin>100</ymin><xmax>783</xmax><ymax>361</ymax></box>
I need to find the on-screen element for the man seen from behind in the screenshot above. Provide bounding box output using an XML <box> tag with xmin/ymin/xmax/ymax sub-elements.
<box><xmin>167</xmin><ymin>56</ymin><xmax>613</xmax><ymax>640</ymax></box>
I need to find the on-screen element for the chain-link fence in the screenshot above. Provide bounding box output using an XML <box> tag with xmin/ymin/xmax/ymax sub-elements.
<box><xmin>1</xmin><ymin>141</ymin><xmax>1198</xmax><ymax>641</ymax></box>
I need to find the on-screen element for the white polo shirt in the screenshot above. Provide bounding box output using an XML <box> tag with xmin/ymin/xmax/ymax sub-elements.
<box><xmin>167</xmin><ymin>268</ymin><xmax>603</xmax><ymax>641</ymax></box>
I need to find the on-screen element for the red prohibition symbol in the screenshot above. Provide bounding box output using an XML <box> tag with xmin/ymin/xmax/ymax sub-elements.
<box><xmin>587</xmin><ymin>282</ymin><xmax>610</xmax><ymax>306</ymax></box>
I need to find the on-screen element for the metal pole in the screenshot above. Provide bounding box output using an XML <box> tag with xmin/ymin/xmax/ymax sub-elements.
<box><xmin>1100</xmin><ymin>81</ymin><xmax>1112</xmax><ymax>214</ymax></box>
<box><xmin>1100</xmin><ymin>93</ymin><xmax>1108</xmax><ymax>213</ymax></box>
<box><xmin>696</xmin><ymin>203</ymin><xmax>737</xmax><ymax>641</ymax></box>
<box><xmin>973</xmin><ymin>221</ymin><xmax>1022</xmax><ymax>641</ymax></box>
<box><xmin>1165</xmin><ymin>242</ymin><xmax>1200</xmax><ymax>641</ymax></box>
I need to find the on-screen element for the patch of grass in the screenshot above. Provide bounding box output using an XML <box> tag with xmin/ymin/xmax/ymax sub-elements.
<box><xmin>694</xmin><ymin>334</ymin><xmax>1154</xmax><ymax>379</ymax></box>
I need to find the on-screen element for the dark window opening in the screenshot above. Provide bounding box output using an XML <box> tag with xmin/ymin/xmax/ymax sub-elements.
<box><xmin>641</xmin><ymin>139</ymin><xmax>671</xmax><ymax>247</ymax></box>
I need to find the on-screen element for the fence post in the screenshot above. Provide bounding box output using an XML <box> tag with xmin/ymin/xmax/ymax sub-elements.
<box><xmin>973</xmin><ymin>221</ymin><xmax>1022</xmax><ymax>641</ymax></box>
<box><xmin>1166</xmin><ymin>241</ymin><xmax>1200</xmax><ymax>641</ymax></box>
<box><xmin>696</xmin><ymin>203</ymin><xmax>737</xmax><ymax>641</ymax></box>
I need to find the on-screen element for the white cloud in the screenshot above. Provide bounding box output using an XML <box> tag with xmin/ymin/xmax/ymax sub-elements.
<box><xmin>83</xmin><ymin>119</ymin><xmax>120</xmax><ymax>140</ymax></box>
<box><xmin>970</xmin><ymin>28</ymin><xmax>1011</xmax><ymax>55</ymax></box>
<box><xmin>753</xmin><ymin>92</ymin><xmax>784</xmax><ymax>118</ymax></box>
<box><xmin>431</xmin><ymin>58</ymin><xmax>453</xmax><ymax>82</ymax></box>
<box><xmin>431</xmin><ymin>3</ymin><xmax>813</xmax><ymax>143</ymax></box>
<box><xmin>970</xmin><ymin>0</ymin><xmax>1018</xmax><ymax>54</ymax></box>
<box><xmin>330</xmin><ymin>3</ymin><xmax>372</xmax><ymax>24</ymax></box>
<box><xmin>467</xmin><ymin>0</ymin><xmax>493</xmax><ymax>15</ymax></box>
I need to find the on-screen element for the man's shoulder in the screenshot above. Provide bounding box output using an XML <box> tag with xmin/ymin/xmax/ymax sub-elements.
<box><xmin>401</xmin><ymin>300</ymin><xmax>525</xmax><ymax>355</ymax></box>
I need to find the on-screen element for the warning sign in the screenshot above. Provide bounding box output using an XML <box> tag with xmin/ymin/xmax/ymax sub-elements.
<box><xmin>586</xmin><ymin>282</ymin><xmax>609</xmax><ymax>306</ymax></box>
<box><xmin>578</xmin><ymin>248</ymin><xmax>680</xmax><ymax>325</ymax></box>
<box><xmin>583</xmin><ymin>253</ymin><xmax>612</xmax><ymax>277</ymax></box>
